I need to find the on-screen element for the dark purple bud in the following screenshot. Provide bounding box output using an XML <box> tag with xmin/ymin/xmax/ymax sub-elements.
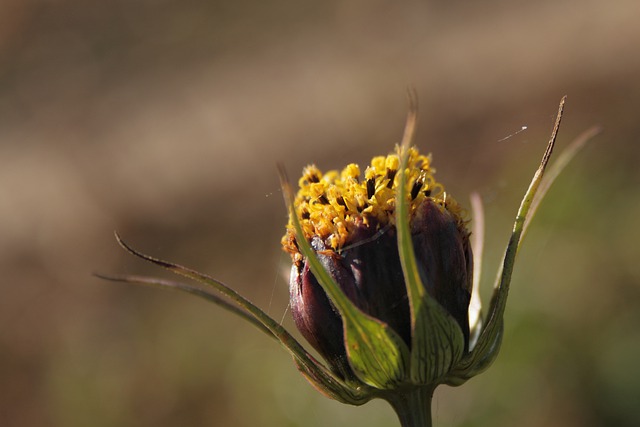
<box><xmin>284</xmin><ymin>148</ymin><xmax>473</xmax><ymax>379</ymax></box>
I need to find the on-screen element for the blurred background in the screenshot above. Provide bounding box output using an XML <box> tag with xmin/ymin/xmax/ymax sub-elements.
<box><xmin>1</xmin><ymin>0</ymin><xmax>639</xmax><ymax>426</ymax></box>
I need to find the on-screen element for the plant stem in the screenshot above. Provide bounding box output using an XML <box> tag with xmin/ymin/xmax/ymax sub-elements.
<box><xmin>387</xmin><ymin>386</ymin><xmax>434</xmax><ymax>427</ymax></box>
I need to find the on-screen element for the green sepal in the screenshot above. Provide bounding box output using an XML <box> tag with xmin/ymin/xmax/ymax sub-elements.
<box><xmin>459</xmin><ymin>97</ymin><xmax>567</xmax><ymax>378</ymax></box>
<box><xmin>408</xmin><ymin>294</ymin><xmax>466</xmax><ymax>384</ymax></box>
<box><xmin>395</xmin><ymin>101</ymin><xmax>466</xmax><ymax>385</ymax></box>
<box><xmin>100</xmin><ymin>234</ymin><xmax>374</xmax><ymax>405</ymax></box>
<box><xmin>449</xmin><ymin>98</ymin><xmax>600</xmax><ymax>384</ymax></box>
<box><xmin>467</xmin><ymin>192</ymin><xmax>485</xmax><ymax>351</ymax></box>
<box><xmin>280</xmin><ymin>166</ymin><xmax>410</xmax><ymax>390</ymax></box>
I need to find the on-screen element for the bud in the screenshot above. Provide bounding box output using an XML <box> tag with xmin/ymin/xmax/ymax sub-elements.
<box><xmin>283</xmin><ymin>147</ymin><xmax>472</xmax><ymax>385</ymax></box>
<box><xmin>104</xmin><ymin>97</ymin><xmax>583</xmax><ymax>427</ymax></box>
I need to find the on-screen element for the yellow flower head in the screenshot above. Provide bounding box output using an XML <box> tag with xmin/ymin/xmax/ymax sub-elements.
<box><xmin>282</xmin><ymin>146</ymin><xmax>467</xmax><ymax>260</ymax></box>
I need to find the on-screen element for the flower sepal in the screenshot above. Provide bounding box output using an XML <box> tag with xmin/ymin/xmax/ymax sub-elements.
<box><xmin>280</xmin><ymin>166</ymin><xmax>412</xmax><ymax>390</ymax></box>
<box><xmin>97</xmin><ymin>234</ymin><xmax>378</xmax><ymax>406</ymax></box>
<box><xmin>395</xmin><ymin>115</ymin><xmax>467</xmax><ymax>386</ymax></box>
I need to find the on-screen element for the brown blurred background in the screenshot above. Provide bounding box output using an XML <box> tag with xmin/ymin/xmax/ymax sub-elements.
<box><xmin>1</xmin><ymin>0</ymin><xmax>639</xmax><ymax>426</ymax></box>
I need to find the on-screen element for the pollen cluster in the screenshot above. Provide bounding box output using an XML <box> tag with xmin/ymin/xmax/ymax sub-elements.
<box><xmin>282</xmin><ymin>146</ymin><xmax>465</xmax><ymax>259</ymax></box>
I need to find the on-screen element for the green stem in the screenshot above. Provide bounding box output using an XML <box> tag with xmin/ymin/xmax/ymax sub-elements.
<box><xmin>388</xmin><ymin>386</ymin><xmax>434</xmax><ymax>427</ymax></box>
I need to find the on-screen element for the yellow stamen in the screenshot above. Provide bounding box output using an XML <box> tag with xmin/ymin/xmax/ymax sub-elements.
<box><xmin>282</xmin><ymin>146</ymin><xmax>466</xmax><ymax>259</ymax></box>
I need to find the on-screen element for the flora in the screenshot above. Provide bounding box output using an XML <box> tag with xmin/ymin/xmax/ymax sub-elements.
<box><xmin>100</xmin><ymin>96</ymin><xmax>597</xmax><ymax>426</ymax></box>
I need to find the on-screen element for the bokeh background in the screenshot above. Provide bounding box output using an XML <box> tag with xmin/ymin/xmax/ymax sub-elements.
<box><xmin>1</xmin><ymin>1</ymin><xmax>639</xmax><ymax>426</ymax></box>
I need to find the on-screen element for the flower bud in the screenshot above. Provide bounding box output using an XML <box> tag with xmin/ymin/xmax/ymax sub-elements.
<box><xmin>106</xmin><ymin>97</ymin><xmax>577</xmax><ymax>424</ymax></box>
<box><xmin>283</xmin><ymin>147</ymin><xmax>472</xmax><ymax>383</ymax></box>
